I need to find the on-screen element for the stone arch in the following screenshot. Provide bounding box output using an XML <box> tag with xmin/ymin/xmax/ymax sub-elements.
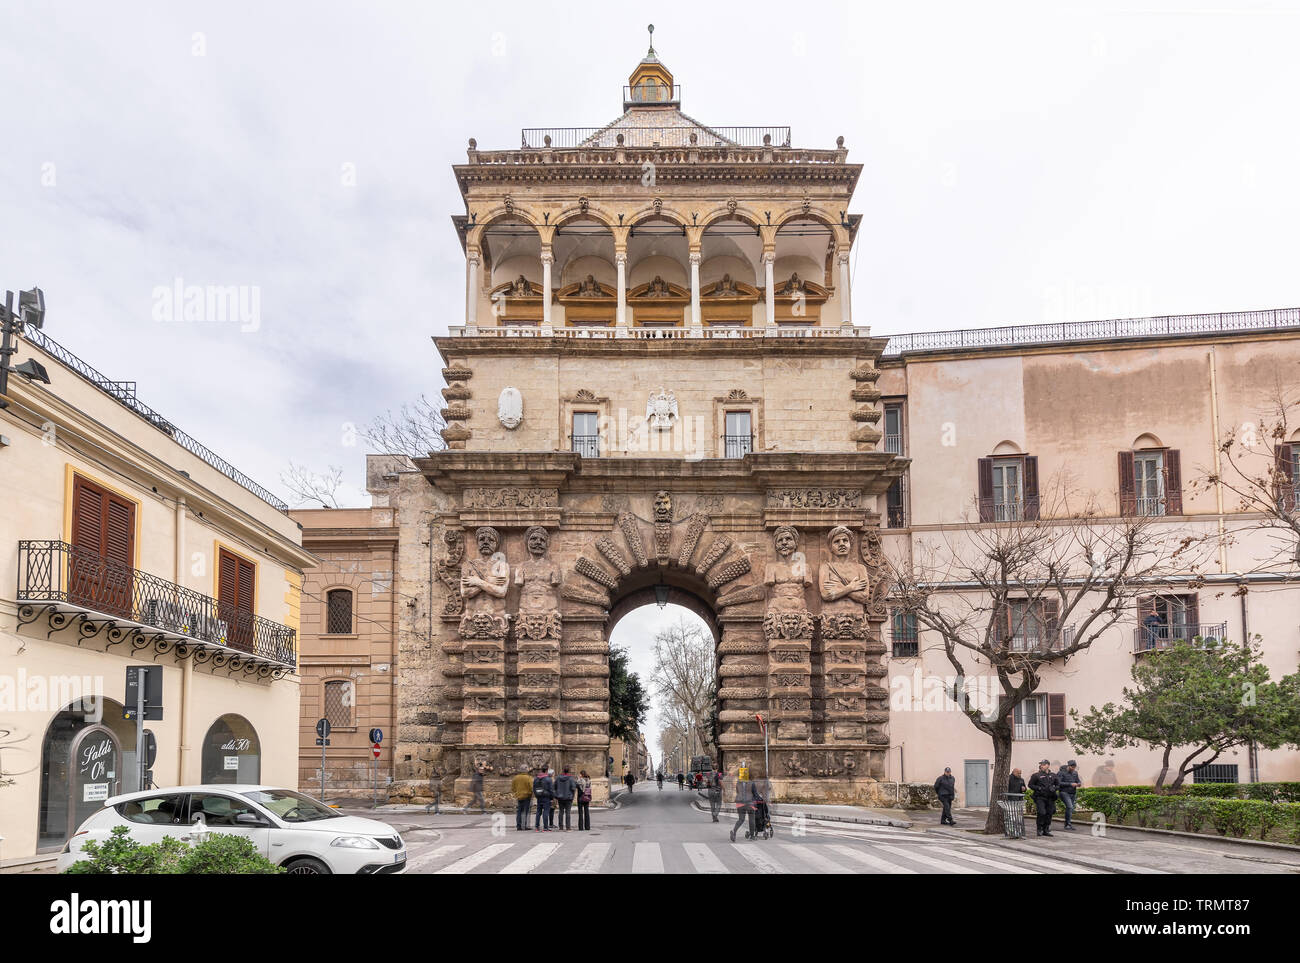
<box><xmin>1133</xmin><ymin>432</ymin><xmax>1164</xmax><ymax>449</ymax></box>
<box><xmin>992</xmin><ymin>439</ymin><xmax>1022</xmax><ymax>456</ymax></box>
<box><xmin>553</xmin><ymin>205</ymin><xmax>617</xmax><ymax>229</ymax></box>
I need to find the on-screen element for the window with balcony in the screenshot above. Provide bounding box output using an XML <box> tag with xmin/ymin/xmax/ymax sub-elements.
<box><xmin>890</xmin><ymin>610</ymin><xmax>918</xmax><ymax>657</ymax></box>
<box><xmin>978</xmin><ymin>454</ymin><xmax>1040</xmax><ymax>522</ymax></box>
<box><xmin>1133</xmin><ymin>594</ymin><xmax>1224</xmax><ymax>652</ymax></box>
<box><xmin>884</xmin><ymin>403</ymin><xmax>903</xmax><ymax>455</ymax></box>
<box><xmin>1119</xmin><ymin>446</ymin><xmax>1182</xmax><ymax>516</ymax></box>
<box><xmin>218</xmin><ymin>548</ymin><xmax>256</xmax><ymax>651</ymax></box>
<box><xmin>323</xmin><ymin>679</ymin><xmax>354</xmax><ymax>728</ymax></box>
<box><xmin>1274</xmin><ymin>442</ymin><xmax>1298</xmax><ymax>512</ymax></box>
<box><xmin>884</xmin><ymin>477</ymin><xmax>906</xmax><ymax>528</ymax></box>
<box><xmin>996</xmin><ymin>598</ymin><xmax>1061</xmax><ymax>651</ymax></box>
<box><xmin>326</xmin><ymin>589</ymin><xmax>354</xmax><ymax>635</ymax></box>
<box><xmin>1013</xmin><ymin>693</ymin><xmax>1065</xmax><ymax>740</ymax></box>
<box><xmin>724</xmin><ymin>410</ymin><xmax>753</xmax><ymax>458</ymax></box>
<box><xmin>69</xmin><ymin>474</ymin><xmax>137</xmax><ymax>619</ymax></box>
<box><xmin>572</xmin><ymin>411</ymin><xmax>599</xmax><ymax>457</ymax></box>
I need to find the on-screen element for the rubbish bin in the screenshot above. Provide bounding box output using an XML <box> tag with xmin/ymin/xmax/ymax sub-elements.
<box><xmin>999</xmin><ymin>792</ymin><xmax>1026</xmax><ymax>839</ymax></box>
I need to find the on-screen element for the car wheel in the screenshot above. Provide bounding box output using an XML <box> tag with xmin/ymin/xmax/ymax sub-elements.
<box><xmin>283</xmin><ymin>857</ymin><xmax>330</xmax><ymax>875</ymax></box>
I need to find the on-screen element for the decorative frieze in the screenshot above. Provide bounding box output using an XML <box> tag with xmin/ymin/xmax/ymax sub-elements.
<box><xmin>463</xmin><ymin>488</ymin><xmax>558</xmax><ymax>509</ymax></box>
<box><xmin>766</xmin><ymin>489</ymin><xmax>862</xmax><ymax>509</ymax></box>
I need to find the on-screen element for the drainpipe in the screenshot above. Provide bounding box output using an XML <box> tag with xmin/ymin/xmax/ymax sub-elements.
<box><xmin>175</xmin><ymin>497</ymin><xmax>191</xmax><ymax>781</ymax></box>
<box><xmin>1240</xmin><ymin>577</ymin><xmax>1259</xmax><ymax>783</ymax></box>
<box><xmin>1208</xmin><ymin>349</ymin><xmax>1228</xmax><ymax>573</ymax></box>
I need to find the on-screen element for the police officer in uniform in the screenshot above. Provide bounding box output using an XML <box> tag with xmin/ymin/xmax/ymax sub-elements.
<box><xmin>1027</xmin><ymin>758</ymin><xmax>1059</xmax><ymax>837</ymax></box>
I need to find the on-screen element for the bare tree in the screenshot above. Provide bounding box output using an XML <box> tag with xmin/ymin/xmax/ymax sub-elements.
<box><xmin>362</xmin><ymin>393</ymin><xmax>447</xmax><ymax>459</ymax></box>
<box><xmin>651</xmin><ymin>617</ymin><xmax>717</xmax><ymax>766</ymax></box>
<box><xmin>888</xmin><ymin>475</ymin><xmax>1211</xmax><ymax>834</ymax></box>
<box><xmin>1195</xmin><ymin>383</ymin><xmax>1300</xmax><ymax>569</ymax></box>
<box><xmin>281</xmin><ymin>462</ymin><xmax>344</xmax><ymax>508</ymax></box>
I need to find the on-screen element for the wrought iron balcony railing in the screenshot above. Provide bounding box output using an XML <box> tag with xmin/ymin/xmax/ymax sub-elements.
<box><xmin>723</xmin><ymin>434</ymin><xmax>753</xmax><ymax>458</ymax></box>
<box><xmin>884</xmin><ymin>432</ymin><xmax>902</xmax><ymax>454</ymax></box>
<box><xmin>1007</xmin><ymin>625</ymin><xmax>1075</xmax><ymax>652</ymax></box>
<box><xmin>17</xmin><ymin>540</ymin><xmax>297</xmax><ymax>668</ymax></box>
<box><xmin>572</xmin><ymin>435</ymin><xmax>600</xmax><ymax>458</ymax></box>
<box><xmin>1133</xmin><ymin>622</ymin><xmax>1229</xmax><ymax>653</ymax></box>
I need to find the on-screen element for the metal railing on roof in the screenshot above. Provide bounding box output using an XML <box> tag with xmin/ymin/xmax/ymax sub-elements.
<box><xmin>520</xmin><ymin>126</ymin><xmax>792</xmax><ymax>149</ymax></box>
<box><xmin>881</xmin><ymin>307</ymin><xmax>1300</xmax><ymax>356</ymax></box>
<box><xmin>21</xmin><ymin>328</ymin><xmax>290</xmax><ymax>512</ymax></box>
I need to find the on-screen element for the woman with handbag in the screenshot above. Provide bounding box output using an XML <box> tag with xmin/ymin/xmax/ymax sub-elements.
<box><xmin>576</xmin><ymin>770</ymin><xmax>593</xmax><ymax>830</ymax></box>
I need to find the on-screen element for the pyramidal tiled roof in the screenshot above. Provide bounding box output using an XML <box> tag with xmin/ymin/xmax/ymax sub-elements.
<box><xmin>580</xmin><ymin>107</ymin><xmax>739</xmax><ymax>149</ymax></box>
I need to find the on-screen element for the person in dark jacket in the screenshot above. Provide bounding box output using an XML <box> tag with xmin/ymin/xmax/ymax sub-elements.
<box><xmin>576</xmin><ymin>770</ymin><xmax>592</xmax><ymax>830</ymax></box>
<box><xmin>1008</xmin><ymin>768</ymin><xmax>1026</xmax><ymax>794</ymax></box>
<box><xmin>1057</xmin><ymin>760</ymin><xmax>1082</xmax><ymax>830</ymax></box>
<box><xmin>707</xmin><ymin>769</ymin><xmax>724</xmax><ymax>822</ymax></box>
<box><xmin>1027</xmin><ymin>759</ymin><xmax>1059</xmax><ymax>836</ymax></box>
<box><xmin>623</xmin><ymin>772</ymin><xmax>635</xmax><ymax>793</ymax></box>
<box><xmin>553</xmin><ymin>766</ymin><xmax>578</xmax><ymax>831</ymax></box>
<box><xmin>532</xmin><ymin>767</ymin><xmax>554</xmax><ymax>832</ymax></box>
<box><xmin>933</xmin><ymin>767</ymin><xmax>957</xmax><ymax>826</ymax></box>
<box><xmin>730</xmin><ymin>774</ymin><xmax>756</xmax><ymax>842</ymax></box>
<box><xmin>469</xmin><ymin>761</ymin><xmax>492</xmax><ymax>814</ymax></box>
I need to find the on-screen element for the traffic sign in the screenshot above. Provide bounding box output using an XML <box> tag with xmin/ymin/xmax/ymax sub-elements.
<box><xmin>369</xmin><ymin>727</ymin><xmax>383</xmax><ymax>744</ymax></box>
<box><xmin>315</xmin><ymin>738</ymin><xmax>330</xmax><ymax>746</ymax></box>
<box><xmin>316</xmin><ymin>718</ymin><xmax>331</xmax><ymax>739</ymax></box>
<box><xmin>372</xmin><ymin>743</ymin><xmax>381</xmax><ymax>759</ymax></box>
<box><xmin>142</xmin><ymin>730</ymin><xmax>158</xmax><ymax>768</ymax></box>
<box><xmin>124</xmin><ymin>666</ymin><xmax>163</xmax><ymax>721</ymax></box>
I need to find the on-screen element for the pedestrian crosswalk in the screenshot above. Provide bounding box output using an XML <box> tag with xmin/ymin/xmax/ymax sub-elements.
<box><xmin>403</xmin><ymin>834</ymin><xmax>1104</xmax><ymax>875</ymax></box>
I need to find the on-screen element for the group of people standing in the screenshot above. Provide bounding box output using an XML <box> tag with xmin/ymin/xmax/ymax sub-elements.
<box><xmin>936</xmin><ymin>759</ymin><xmax>1084</xmax><ymax>835</ymax></box>
<box><xmin>510</xmin><ymin>766</ymin><xmax>593</xmax><ymax>832</ymax></box>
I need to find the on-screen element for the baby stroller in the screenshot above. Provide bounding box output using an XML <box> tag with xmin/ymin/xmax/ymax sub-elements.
<box><xmin>747</xmin><ymin>799</ymin><xmax>774</xmax><ymax>840</ymax></box>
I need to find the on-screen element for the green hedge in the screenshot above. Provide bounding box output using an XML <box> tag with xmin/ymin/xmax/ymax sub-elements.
<box><xmin>1076</xmin><ymin>790</ymin><xmax>1300</xmax><ymax>844</ymax></box>
<box><xmin>1080</xmin><ymin>782</ymin><xmax>1300</xmax><ymax>801</ymax></box>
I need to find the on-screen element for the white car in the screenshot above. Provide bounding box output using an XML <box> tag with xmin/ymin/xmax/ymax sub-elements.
<box><xmin>57</xmin><ymin>785</ymin><xmax>406</xmax><ymax>875</ymax></box>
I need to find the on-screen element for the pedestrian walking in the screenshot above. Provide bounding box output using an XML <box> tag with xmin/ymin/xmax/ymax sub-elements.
<box><xmin>470</xmin><ymin>761</ymin><xmax>492</xmax><ymax>813</ymax></box>
<box><xmin>1008</xmin><ymin>768</ymin><xmax>1026</xmax><ymax>794</ymax></box>
<box><xmin>511</xmin><ymin>768</ymin><xmax>533</xmax><ymax>831</ymax></box>
<box><xmin>676</xmin><ymin>770</ymin><xmax>685</xmax><ymax>790</ymax></box>
<box><xmin>1057</xmin><ymin>759</ymin><xmax>1082</xmax><ymax>830</ymax></box>
<box><xmin>934</xmin><ymin>766</ymin><xmax>956</xmax><ymax>826</ymax></box>
<box><xmin>424</xmin><ymin>768</ymin><xmax>444</xmax><ymax>814</ymax></box>
<box><xmin>707</xmin><ymin>769</ymin><xmax>723</xmax><ymax>822</ymax></box>
<box><xmin>576</xmin><ymin>770</ymin><xmax>592</xmax><ymax>830</ymax></box>
<box><xmin>730</xmin><ymin>771</ymin><xmax>755</xmax><ymax>842</ymax></box>
<box><xmin>533</xmin><ymin>766</ymin><xmax>554</xmax><ymax>832</ymax></box>
<box><xmin>656</xmin><ymin>771</ymin><xmax>664</xmax><ymax>790</ymax></box>
<box><xmin>1027</xmin><ymin>758</ymin><xmax>1059</xmax><ymax>837</ymax></box>
<box><xmin>623</xmin><ymin>771</ymin><xmax>635</xmax><ymax>794</ymax></box>
<box><xmin>553</xmin><ymin>766</ymin><xmax>577</xmax><ymax>831</ymax></box>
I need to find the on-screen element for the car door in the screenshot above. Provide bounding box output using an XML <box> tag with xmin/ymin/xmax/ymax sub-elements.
<box><xmin>185</xmin><ymin>792</ymin><xmax>272</xmax><ymax>856</ymax></box>
<box><xmin>113</xmin><ymin>792</ymin><xmax>190</xmax><ymax>845</ymax></box>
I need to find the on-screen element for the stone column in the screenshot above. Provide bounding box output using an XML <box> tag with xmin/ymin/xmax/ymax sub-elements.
<box><xmin>763</xmin><ymin>252</ymin><xmax>776</xmax><ymax>327</ymax></box>
<box><xmin>466</xmin><ymin>251</ymin><xmax>480</xmax><ymax>326</ymax></box>
<box><xmin>689</xmin><ymin>250</ymin><xmax>702</xmax><ymax>327</ymax></box>
<box><xmin>541</xmin><ymin>249</ymin><xmax>554</xmax><ymax>328</ymax></box>
<box><xmin>615</xmin><ymin>250</ymin><xmax>627</xmax><ymax>326</ymax></box>
<box><xmin>838</xmin><ymin>252</ymin><xmax>852</xmax><ymax>324</ymax></box>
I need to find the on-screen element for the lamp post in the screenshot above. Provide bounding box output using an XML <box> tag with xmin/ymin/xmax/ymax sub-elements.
<box><xmin>0</xmin><ymin>286</ymin><xmax>50</xmax><ymax>409</ymax></box>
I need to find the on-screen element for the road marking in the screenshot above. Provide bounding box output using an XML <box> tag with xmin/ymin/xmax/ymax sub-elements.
<box><xmin>923</xmin><ymin>844</ymin><xmax>1039</xmax><ymax>874</ymax></box>
<box><xmin>826</xmin><ymin>843</ymin><xmax>917</xmax><ymax>874</ymax></box>
<box><xmin>777</xmin><ymin>843</ymin><xmax>853</xmax><ymax>873</ymax></box>
<box><xmin>683</xmin><ymin>842</ymin><xmax>730</xmax><ymax>874</ymax></box>
<box><xmin>733</xmin><ymin>844</ymin><xmax>791</xmax><ymax>874</ymax></box>
<box><xmin>968</xmin><ymin>846</ymin><xmax>1099</xmax><ymax>874</ymax></box>
<box><xmin>874</xmin><ymin>842</ymin><xmax>989</xmax><ymax>873</ymax></box>
<box><xmin>498</xmin><ymin>843</ymin><xmax>560</xmax><ymax>874</ymax></box>
<box><xmin>564</xmin><ymin>843</ymin><xmax>611</xmax><ymax>874</ymax></box>
<box><xmin>405</xmin><ymin>843</ymin><xmax>463</xmax><ymax>871</ymax></box>
<box><xmin>434</xmin><ymin>842</ymin><xmax>513</xmax><ymax>874</ymax></box>
<box><xmin>631</xmin><ymin>842</ymin><xmax>664</xmax><ymax>874</ymax></box>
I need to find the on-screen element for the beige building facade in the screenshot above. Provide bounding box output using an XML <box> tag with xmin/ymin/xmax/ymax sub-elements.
<box><xmin>0</xmin><ymin>321</ymin><xmax>314</xmax><ymax>862</ymax></box>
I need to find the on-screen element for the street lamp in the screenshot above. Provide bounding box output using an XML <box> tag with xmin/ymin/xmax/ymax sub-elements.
<box><xmin>0</xmin><ymin>286</ymin><xmax>50</xmax><ymax>410</ymax></box>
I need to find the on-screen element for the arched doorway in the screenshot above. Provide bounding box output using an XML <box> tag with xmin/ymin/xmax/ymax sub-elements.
<box><xmin>200</xmin><ymin>714</ymin><xmax>261</xmax><ymax>784</ymax></box>
<box><xmin>38</xmin><ymin>698</ymin><xmax>132</xmax><ymax>850</ymax></box>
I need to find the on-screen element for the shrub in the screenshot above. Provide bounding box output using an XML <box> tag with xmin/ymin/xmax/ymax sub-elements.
<box><xmin>65</xmin><ymin>826</ymin><xmax>283</xmax><ymax>874</ymax></box>
<box><xmin>1076</xmin><ymin>791</ymin><xmax>1300</xmax><ymax>843</ymax></box>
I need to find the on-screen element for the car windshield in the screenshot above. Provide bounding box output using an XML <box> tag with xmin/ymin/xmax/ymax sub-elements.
<box><xmin>239</xmin><ymin>789</ymin><xmax>342</xmax><ymax>823</ymax></box>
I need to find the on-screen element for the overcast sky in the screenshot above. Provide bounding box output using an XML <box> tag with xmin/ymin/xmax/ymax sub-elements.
<box><xmin>4</xmin><ymin>2</ymin><xmax>1298</xmax><ymax>734</ymax></box>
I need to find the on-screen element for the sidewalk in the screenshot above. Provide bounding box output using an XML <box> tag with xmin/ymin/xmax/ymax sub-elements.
<box><xmin>689</xmin><ymin>796</ymin><xmax>913</xmax><ymax>828</ymax></box>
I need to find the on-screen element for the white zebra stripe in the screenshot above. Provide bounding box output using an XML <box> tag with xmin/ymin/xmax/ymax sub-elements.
<box><xmin>434</xmin><ymin>842</ymin><xmax>513</xmax><ymax>874</ymax></box>
<box><xmin>776</xmin><ymin>843</ymin><xmax>854</xmax><ymax>873</ymax></box>
<box><xmin>498</xmin><ymin>843</ymin><xmax>560</xmax><ymax>874</ymax></box>
<box><xmin>826</xmin><ymin>843</ymin><xmax>918</xmax><ymax>874</ymax></box>
<box><xmin>732</xmin><ymin>844</ymin><xmax>791</xmax><ymax>874</ymax></box>
<box><xmin>682</xmin><ymin>841</ymin><xmax>730</xmax><ymax>874</ymax></box>
<box><xmin>631</xmin><ymin>842</ymin><xmax>664</xmax><ymax>874</ymax></box>
<box><xmin>564</xmin><ymin>843</ymin><xmax>612</xmax><ymax>874</ymax></box>
<box><xmin>873</xmin><ymin>842</ymin><xmax>989</xmax><ymax>873</ymax></box>
<box><xmin>405</xmin><ymin>843</ymin><xmax>464</xmax><ymax>871</ymax></box>
<box><xmin>922</xmin><ymin>844</ymin><xmax>1040</xmax><ymax>874</ymax></box>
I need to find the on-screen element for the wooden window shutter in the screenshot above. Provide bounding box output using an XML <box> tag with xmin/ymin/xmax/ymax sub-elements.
<box><xmin>1117</xmin><ymin>450</ymin><xmax>1136</xmax><ymax>515</ymax></box>
<box><xmin>69</xmin><ymin>476</ymin><xmax>134</xmax><ymax>618</ymax></box>
<box><xmin>71</xmin><ymin>476</ymin><xmax>105</xmax><ymax>556</ymax></box>
<box><xmin>1023</xmin><ymin>455</ymin><xmax>1040</xmax><ymax>520</ymax></box>
<box><xmin>1164</xmin><ymin>449</ymin><xmax>1183</xmax><ymax>515</ymax></box>
<box><xmin>977</xmin><ymin>457</ymin><xmax>994</xmax><ymax>522</ymax></box>
<box><xmin>105</xmin><ymin>497</ymin><xmax>134</xmax><ymax>568</ymax></box>
<box><xmin>1185</xmin><ymin>594</ymin><xmax>1200</xmax><ymax>634</ymax></box>
<box><xmin>237</xmin><ymin>558</ymin><xmax>255</xmax><ymax>614</ymax></box>
<box><xmin>218</xmin><ymin>550</ymin><xmax>239</xmax><ymax>608</ymax></box>
<box><xmin>1047</xmin><ymin>693</ymin><xmax>1067</xmax><ymax>740</ymax></box>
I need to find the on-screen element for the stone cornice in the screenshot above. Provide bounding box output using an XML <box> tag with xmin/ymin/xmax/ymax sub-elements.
<box><xmin>454</xmin><ymin>161</ymin><xmax>863</xmax><ymax>193</ymax></box>
<box><xmin>433</xmin><ymin>333</ymin><xmax>890</xmax><ymax>365</ymax></box>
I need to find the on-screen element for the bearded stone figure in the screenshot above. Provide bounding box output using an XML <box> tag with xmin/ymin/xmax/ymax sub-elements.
<box><xmin>763</xmin><ymin>525</ymin><xmax>814</xmax><ymax>640</ymax></box>
<box><xmin>459</xmin><ymin>526</ymin><xmax>510</xmax><ymax>639</ymax></box>
<box><xmin>514</xmin><ymin>525</ymin><xmax>562</xmax><ymax>640</ymax></box>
